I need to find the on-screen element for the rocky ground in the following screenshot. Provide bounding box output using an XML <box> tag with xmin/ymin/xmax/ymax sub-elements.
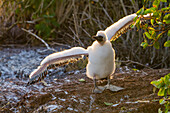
<box><xmin>0</xmin><ymin>46</ymin><xmax>169</xmax><ymax>113</ymax></box>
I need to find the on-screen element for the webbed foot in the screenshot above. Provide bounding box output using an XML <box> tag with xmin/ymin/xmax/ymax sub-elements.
<box><xmin>105</xmin><ymin>84</ymin><xmax>124</xmax><ymax>92</ymax></box>
<box><xmin>93</xmin><ymin>86</ymin><xmax>106</xmax><ymax>93</ymax></box>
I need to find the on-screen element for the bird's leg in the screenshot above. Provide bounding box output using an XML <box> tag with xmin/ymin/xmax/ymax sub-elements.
<box><xmin>105</xmin><ymin>75</ymin><xmax>124</xmax><ymax>92</ymax></box>
<box><xmin>93</xmin><ymin>75</ymin><xmax>105</xmax><ymax>93</ymax></box>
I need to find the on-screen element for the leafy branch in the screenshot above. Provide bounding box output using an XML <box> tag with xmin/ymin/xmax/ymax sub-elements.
<box><xmin>134</xmin><ymin>0</ymin><xmax>170</xmax><ymax>49</ymax></box>
<box><xmin>133</xmin><ymin>0</ymin><xmax>170</xmax><ymax>112</ymax></box>
<box><xmin>151</xmin><ymin>73</ymin><xmax>170</xmax><ymax>113</ymax></box>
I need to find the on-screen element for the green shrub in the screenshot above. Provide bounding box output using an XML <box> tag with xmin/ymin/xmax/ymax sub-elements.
<box><xmin>151</xmin><ymin>73</ymin><xmax>170</xmax><ymax>113</ymax></box>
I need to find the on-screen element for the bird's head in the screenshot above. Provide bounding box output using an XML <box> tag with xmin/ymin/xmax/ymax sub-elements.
<box><xmin>92</xmin><ymin>31</ymin><xmax>107</xmax><ymax>45</ymax></box>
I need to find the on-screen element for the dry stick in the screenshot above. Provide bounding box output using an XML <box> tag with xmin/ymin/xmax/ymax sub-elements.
<box><xmin>6</xmin><ymin>21</ymin><xmax>35</xmax><ymax>31</ymax></box>
<box><xmin>73</xmin><ymin>4</ymin><xmax>85</xmax><ymax>47</ymax></box>
<box><xmin>120</xmin><ymin>0</ymin><xmax>127</xmax><ymax>15</ymax></box>
<box><xmin>120</xmin><ymin>0</ymin><xmax>130</xmax><ymax>45</ymax></box>
<box><xmin>6</xmin><ymin>17</ymin><xmax>43</xmax><ymax>31</ymax></box>
<box><xmin>21</xmin><ymin>28</ymin><xmax>56</xmax><ymax>52</ymax></box>
<box><xmin>69</xmin><ymin>26</ymin><xmax>84</xmax><ymax>47</ymax></box>
<box><xmin>99</xmin><ymin>2</ymin><xmax>114</xmax><ymax>23</ymax></box>
<box><xmin>129</xmin><ymin>0</ymin><xmax>138</xmax><ymax>12</ymax></box>
<box><xmin>51</xmin><ymin>42</ymin><xmax>71</xmax><ymax>48</ymax></box>
<box><xmin>152</xmin><ymin>56</ymin><xmax>168</xmax><ymax>68</ymax></box>
<box><xmin>84</xmin><ymin>12</ymin><xmax>106</xmax><ymax>29</ymax></box>
<box><xmin>44</xmin><ymin>0</ymin><xmax>55</xmax><ymax>11</ymax></box>
<box><xmin>116</xmin><ymin>60</ymin><xmax>153</xmax><ymax>70</ymax></box>
<box><xmin>80</xmin><ymin>4</ymin><xmax>89</xmax><ymax>26</ymax></box>
<box><xmin>32</xmin><ymin>0</ymin><xmax>44</xmax><ymax>16</ymax></box>
<box><xmin>81</xmin><ymin>27</ymin><xmax>91</xmax><ymax>37</ymax></box>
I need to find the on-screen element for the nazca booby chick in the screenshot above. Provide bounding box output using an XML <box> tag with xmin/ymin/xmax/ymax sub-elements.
<box><xmin>28</xmin><ymin>13</ymin><xmax>152</xmax><ymax>93</ymax></box>
<box><xmin>28</xmin><ymin>31</ymin><xmax>123</xmax><ymax>93</ymax></box>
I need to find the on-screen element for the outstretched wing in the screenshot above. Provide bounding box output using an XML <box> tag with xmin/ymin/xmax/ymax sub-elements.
<box><xmin>28</xmin><ymin>47</ymin><xmax>88</xmax><ymax>85</ymax></box>
<box><xmin>105</xmin><ymin>13</ymin><xmax>152</xmax><ymax>41</ymax></box>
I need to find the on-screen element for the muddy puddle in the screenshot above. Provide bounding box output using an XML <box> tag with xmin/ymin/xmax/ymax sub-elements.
<box><xmin>0</xmin><ymin>46</ymin><xmax>169</xmax><ymax>113</ymax></box>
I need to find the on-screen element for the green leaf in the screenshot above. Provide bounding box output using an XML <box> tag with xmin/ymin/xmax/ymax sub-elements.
<box><xmin>136</xmin><ymin>18</ymin><xmax>140</xmax><ymax>24</ymax></box>
<box><xmin>136</xmin><ymin>18</ymin><xmax>141</xmax><ymax>29</ymax></box>
<box><xmin>132</xmin><ymin>68</ymin><xmax>138</xmax><ymax>71</ymax></box>
<box><xmin>141</xmin><ymin>7</ymin><xmax>144</xmax><ymax>15</ymax></box>
<box><xmin>133</xmin><ymin>16</ymin><xmax>138</xmax><ymax>22</ymax></box>
<box><xmin>164</xmin><ymin>89</ymin><xmax>168</xmax><ymax>97</ymax></box>
<box><xmin>164</xmin><ymin>40</ymin><xmax>170</xmax><ymax>47</ymax></box>
<box><xmin>167</xmin><ymin>73</ymin><xmax>170</xmax><ymax>77</ymax></box>
<box><xmin>15</xmin><ymin>8</ymin><xmax>20</xmax><ymax>15</ymax></box>
<box><xmin>164</xmin><ymin>74</ymin><xmax>170</xmax><ymax>85</ymax></box>
<box><xmin>168</xmin><ymin>88</ymin><xmax>170</xmax><ymax>95</ymax></box>
<box><xmin>148</xmin><ymin>27</ymin><xmax>155</xmax><ymax>31</ymax></box>
<box><xmin>158</xmin><ymin>88</ymin><xmax>165</xmax><ymax>96</ymax></box>
<box><xmin>137</xmin><ymin>7</ymin><xmax>144</xmax><ymax>15</ymax></box>
<box><xmin>151</xmin><ymin>80</ymin><xmax>162</xmax><ymax>88</ymax></box>
<box><xmin>79</xmin><ymin>78</ymin><xmax>85</xmax><ymax>82</ymax></box>
<box><xmin>43</xmin><ymin>15</ymin><xmax>54</xmax><ymax>18</ymax></box>
<box><xmin>159</xmin><ymin>98</ymin><xmax>166</xmax><ymax>104</ymax></box>
<box><xmin>151</xmin><ymin>19</ymin><xmax>154</xmax><ymax>26</ymax></box>
<box><xmin>153</xmin><ymin>0</ymin><xmax>160</xmax><ymax>8</ymax></box>
<box><xmin>104</xmin><ymin>102</ymin><xmax>113</xmax><ymax>106</ymax></box>
<box><xmin>132</xmin><ymin>0</ymin><xmax>135</xmax><ymax>4</ymax></box>
<box><xmin>154</xmin><ymin>41</ymin><xmax>160</xmax><ymax>49</ymax></box>
<box><xmin>144</xmin><ymin>32</ymin><xmax>152</xmax><ymax>39</ymax></box>
<box><xmin>130</xmin><ymin>24</ymin><xmax>135</xmax><ymax>29</ymax></box>
<box><xmin>151</xmin><ymin>31</ymin><xmax>156</xmax><ymax>39</ymax></box>
<box><xmin>153</xmin><ymin>87</ymin><xmax>157</xmax><ymax>93</ymax></box>
<box><xmin>165</xmin><ymin>103</ymin><xmax>169</xmax><ymax>113</ymax></box>
<box><xmin>158</xmin><ymin>108</ymin><xmax>163</xmax><ymax>113</ymax></box>
<box><xmin>153</xmin><ymin>11</ymin><xmax>161</xmax><ymax>18</ymax></box>
<box><xmin>137</xmin><ymin>9</ymin><xmax>142</xmax><ymax>15</ymax></box>
<box><xmin>168</xmin><ymin>30</ymin><xmax>170</xmax><ymax>36</ymax></box>
<box><xmin>160</xmin><ymin>0</ymin><xmax>167</xmax><ymax>2</ymax></box>
<box><xmin>156</xmin><ymin>21</ymin><xmax>163</xmax><ymax>25</ymax></box>
<box><xmin>161</xmin><ymin>7</ymin><xmax>170</xmax><ymax>11</ymax></box>
<box><xmin>144</xmin><ymin>23</ymin><xmax>148</xmax><ymax>28</ymax></box>
<box><xmin>144</xmin><ymin>9</ymin><xmax>153</xmax><ymax>14</ymax></box>
<box><xmin>141</xmin><ymin>42</ymin><xmax>148</xmax><ymax>49</ymax></box>
<box><xmin>163</xmin><ymin>19</ymin><xmax>170</xmax><ymax>24</ymax></box>
<box><xmin>164</xmin><ymin>14</ymin><xmax>170</xmax><ymax>20</ymax></box>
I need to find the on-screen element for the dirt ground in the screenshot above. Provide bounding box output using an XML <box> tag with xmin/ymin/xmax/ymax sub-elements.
<box><xmin>1</xmin><ymin>67</ymin><xmax>169</xmax><ymax>113</ymax></box>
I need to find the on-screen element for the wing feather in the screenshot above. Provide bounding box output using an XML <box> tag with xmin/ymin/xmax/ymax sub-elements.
<box><xmin>105</xmin><ymin>13</ymin><xmax>152</xmax><ymax>41</ymax></box>
<box><xmin>27</xmin><ymin>47</ymin><xmax>88</xmax><ymax>85</ymax></box>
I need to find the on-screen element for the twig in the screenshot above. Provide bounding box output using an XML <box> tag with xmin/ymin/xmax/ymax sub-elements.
<box><xmin>129</xmin><ymin>0</ymin><xmax>138</xmax><ymax>12</ymax></box>
<box><xmin>81</xmin><ymin>27</ymin><xmax>91</xmax><ymax>37</ymax></box>
<box><xmin>44</xmin><ymin>0</ymin><xmax>55</xmax><ymax>11</ymax></box>
<box><xmin>73</xmin><ymin>4</ymin><xmax>85</xmax><ymax>47</ymax></box>
<box><xmin>69</xmin><ymin>26</ymin><xmax>85</xmax><ymax>47</ymax></box>
<box><xmin>6</xmin><ymin>19</ymin><xmax>43</xmax><ymax>31</ymax></box>
<box><xmin>99</xmin><ymin>3</ymin><xmax>114</xmax><ymax>23</ymax></box>
<box><xmin>120</xmin><ymin>0</ymin><xmax>127</xmax><ymax>15</ymax></box>
<box><xmin>21</xmin><ymin>28</ymin><xmax>56</xmax><ymax>52</ymax></box>
<box><xmin>116</xmin><ymin>59</ymin><xmax>153</xmax><ymax>70</ymax></box>
<box><xmin>148</xmin><ymin>30</ymin><xmax>169</xmax><ymax>46</ymax></box>
<box><xmin>83</xmin><ymin>12</ymin><xmax>107</xmax><ymax>29</ymax></box>
<box><xmin>51</xmin><ymin>42</ymin><xmax>71</xmax><ymax>48</ymax></box>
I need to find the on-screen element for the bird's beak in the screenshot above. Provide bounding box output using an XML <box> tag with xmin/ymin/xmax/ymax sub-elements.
<box><xmin>92</xmin><ymin>36</ymin><xmax>103</xmax><ymax>42</ymax></box>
